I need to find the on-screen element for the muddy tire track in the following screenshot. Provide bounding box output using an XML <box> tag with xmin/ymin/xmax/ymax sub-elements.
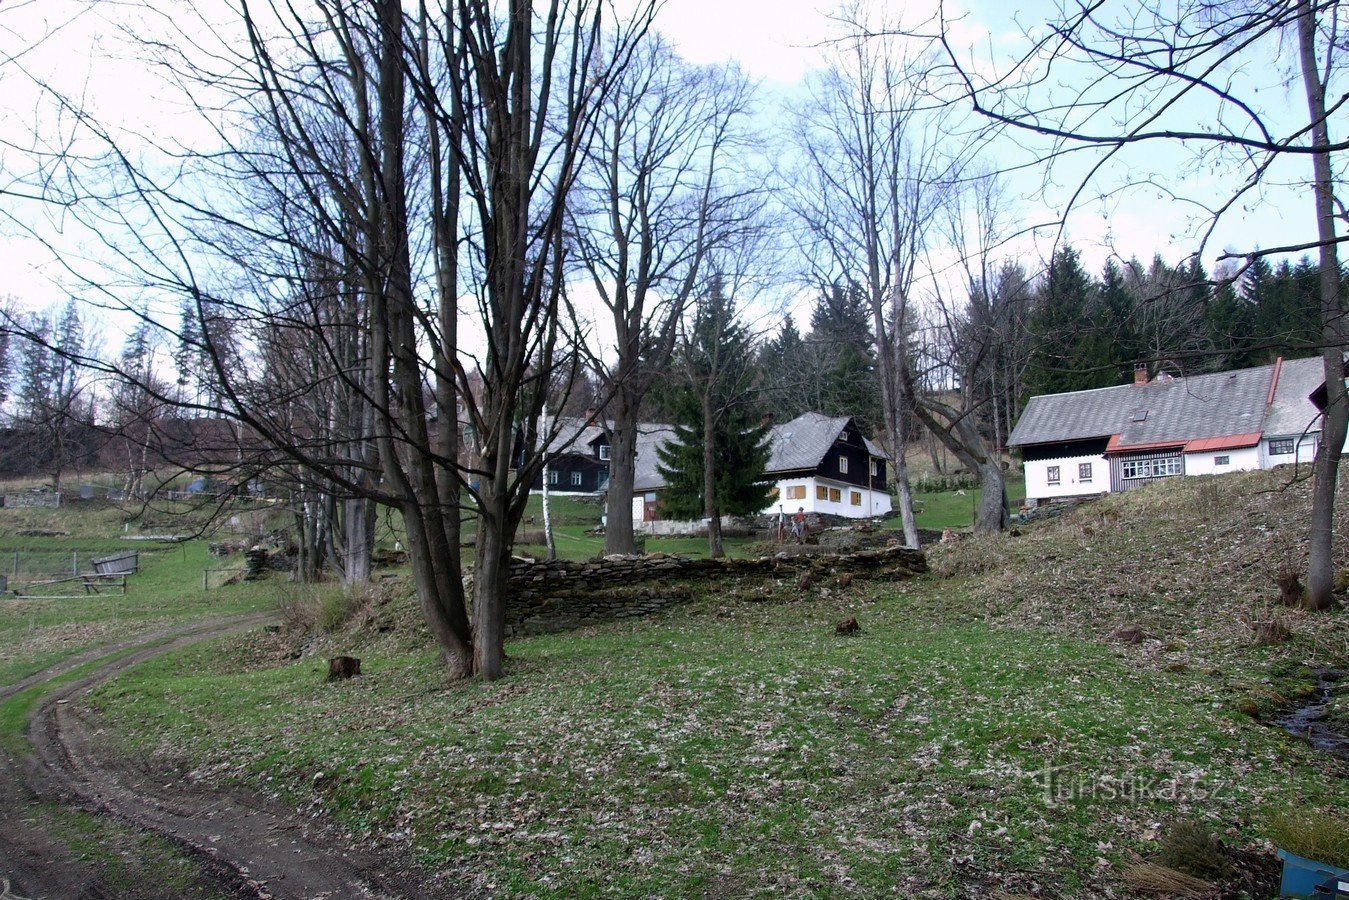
<box><xmin>3</xmin><ymin>614</ymin><xmax>451</xmax><ymax>899</ymax></box>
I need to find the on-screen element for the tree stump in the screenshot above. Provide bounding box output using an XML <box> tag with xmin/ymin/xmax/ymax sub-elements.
<box><xmin>327</xmin><ymin>656</ymin><xmax>361</xmax><ymax>681</ymax></box>
<box><xmin>1276</xmin><ymin>568</ymin><xmax>1303</xmax><ymax>607</ymax></box>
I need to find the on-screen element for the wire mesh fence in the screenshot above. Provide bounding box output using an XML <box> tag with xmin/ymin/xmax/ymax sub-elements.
<box><xmin>6</xmin><ymin>573</ymin><xmax>128</xmax><ymax>600</ymax></box>
<box><xmin>203</xmin><ymin>566</ymin><xmax>248</xmax><ymax>590</ymax></box>
<box><xmin>4</xmin><ymin>549</ymin><xmax>112</xmax><ymax>580</ymax></box>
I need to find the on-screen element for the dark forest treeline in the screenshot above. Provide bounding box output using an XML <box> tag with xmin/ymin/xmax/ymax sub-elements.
<box><xmin>1025</xmin><ymin>248</ymin><xmax>1325</xmax><ymax>395</ymax></box>
<box><xmin>748</xmin><ymin>248</ymin><xmax>1334</xmax><ymax>459</ymax></box>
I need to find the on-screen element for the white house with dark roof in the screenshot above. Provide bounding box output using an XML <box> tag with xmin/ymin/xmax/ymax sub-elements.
<box><xmin>631</xmin><ymin>411</ymin><xmax>892</xmax><ymax>527</ymax></box>
<box><xmin>1009</xmin><ymin>356</ymin><xmax>1333</xmax><ymax>505</ymax></box>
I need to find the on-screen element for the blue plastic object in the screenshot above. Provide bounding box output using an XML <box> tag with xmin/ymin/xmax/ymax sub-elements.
<box><xmin>1278</xmin><ymin>849</ymin><xmax>1349</xmax><ymax>899</ymax></box>
<box><xmin>1316</xmin><ymin>873</ymin><xmax>1349</xmax><ymax>898</ymax></box>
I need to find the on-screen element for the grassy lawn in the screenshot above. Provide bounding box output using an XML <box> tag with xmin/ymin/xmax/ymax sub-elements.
<box><xmin>91</xmin><ymin>572</ymin><xmax>1344</xmax><ymax>897</ymax></box>
<box><xmin>912</xmin><ymin>475</ymin><xmax>1027</xmax><ymax>531</ymax></box>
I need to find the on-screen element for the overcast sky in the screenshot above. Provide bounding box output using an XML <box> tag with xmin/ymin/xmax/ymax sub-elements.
<box><xmin>0</xmin><ymin>0</ymin><xmax>1329</xmax><ymax>341</ymax></box>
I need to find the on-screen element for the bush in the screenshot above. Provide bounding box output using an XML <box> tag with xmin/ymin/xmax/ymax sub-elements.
<box><xmin>913</xmin><ymin>471</ymin><xmax>978</xmax><ymax>494</ymax></box>
<box><xmin>317</xmin><ymin>589</ymin><xmax>362</xmax><ymax>633</ymax></box>
<box><xmin>1155</xmin><ymin>820</ymin><xmax>1231</xmax><ymax>880</ymax></box>
<box><xmin>277</xmin><ymin>584</ymin><xmax>362</xmax><ymax>635</ymax></box>
<box><xmin>277</xmin><ymin>585</ymin><xmax>319</xmax><ymax>633</ymax></box>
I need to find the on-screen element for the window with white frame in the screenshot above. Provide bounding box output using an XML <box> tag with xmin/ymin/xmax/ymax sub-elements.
<box><xmin>1046</xmin><ymin>465</ymin><xmax>1061</xmax><ymax>485</ymax></box>
<box><xmin>1269</xmin><ymin>438</ymin><xmax>1295</xmax><ymax>456</ymax></box>
<box><xmin>838</xmin><ymin>455</ymin><xmax>849</xmax><ymax>474</ymax></box>
<box><xmin>1079</xmin><ymin>463</ymin><xmax>1092</xmax><ymax>482</ymax></box>
<box><xmin>1120</xmin><ymin>456</ymin><xmax>1183</xmax><ymax>480</ymax></box>
<box><xmin>598</xmin><ymin>444</ymin><xmax>611</xmax><ymax>460</ymax></box>
<box><xmin>872</xmin><ymin>460</ymin><xmax>882</xmax><ymax>478</ymax></box>
<box><xmin>571</xmin><ymin>471</ymin><xmax>583</xmax><ymax>486</ymax></box>
<box><xmin>547</xmin><ymin>470</ymin><xmax>558</xmax><ymax>484</ymax></box>
<box><xmin>1214</xmin><ymin>455</ymin><xmax>1230</xmax><ymax>466</ymax></box>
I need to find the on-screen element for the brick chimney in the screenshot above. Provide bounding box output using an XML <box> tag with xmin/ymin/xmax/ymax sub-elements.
<box><xmin>1133</xmin><ymin>364</ymin><xmax>1149</xmax><ymax>386</ymax></box>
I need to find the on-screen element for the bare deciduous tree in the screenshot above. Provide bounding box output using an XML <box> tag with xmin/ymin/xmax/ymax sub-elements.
<box><xmin>907</xmin><ymin>169</ymin><xmax>1011</xmax><ymax>532</ymax></box>
<box><xmin>568</xmin><ymin>34</ymin><xmax>759</xmax><ymax>555</ymax></box>
<box><xmin>16</xmin><ymin>0</ymin><xmax>656</xmax><ymax>679</ymax></box>
<box><xmin>789</xmin><ymin>16</ymin><xmax>958</xmax><ymax>548</ymax></box>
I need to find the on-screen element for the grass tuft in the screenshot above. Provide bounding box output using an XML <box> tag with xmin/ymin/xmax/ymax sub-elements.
<box><xmin>1122</xmin><ymin>861</ymin><xmax>1216</xmax><ymax>897</ymax></box>
<box><xmin>1267</xmin><ymin>808</ymin><xmax>1349</xmax><ymax>868</ymax></box>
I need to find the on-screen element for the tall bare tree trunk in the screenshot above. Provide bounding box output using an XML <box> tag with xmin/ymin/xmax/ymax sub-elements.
<box><xmin>1298</xmin><ymin>0</ymin><xmax>1345</xmax><ymax>611</ymax></box>
<box><xmin>604</xmin><ymin>392</ymin><xmax>640</xmax><ymax>555</ymax></box>
<box><xmin>373</xmin><ymin>0</ymin><xmax>474</xmax><ymax>675</ymax></box>
<box><xmin>472</xmin><ymin>447</ymin><xmax>513</xmax><ymax>678</ymax></box>
<box><xmin>702</xmin><ymin>391</ymin><xmax>724</xmax><ymax>558</ymax></box>
<box><xmin>878</xmin><ymin>335</ymin><xmax>920</xmax><ymax>547</ymax></box>
<box><xmin>343</xmin><ymin>497</ymin><xmax>372</xmax><ymax>584</ymax></box>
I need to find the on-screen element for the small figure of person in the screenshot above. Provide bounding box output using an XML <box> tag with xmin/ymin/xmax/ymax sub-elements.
<box><xmin>775</xmin><ymin>508</ymin><xmax>786</xmax><ymax>542</ymax></box>
<box><xmin>792</xmin><ymin>507</ymin><xmax>806</xmax><ymax>543</ymax></box>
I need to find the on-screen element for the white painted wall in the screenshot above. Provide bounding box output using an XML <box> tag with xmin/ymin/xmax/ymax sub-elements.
<box><xmin>1024</xmin><ymin>454</ymin><xmax>1110</xmax><ymax>502</ymax></box>
<box><xmin>1185</xmin><ymin>446</ymin><xmax>1261</xmax><ymax>476</ymax></box>
<box><xmin>1260</xmin><ymin>434</ymin><xmax>1320</xmax><ymax>468</ymax></box>
<box><xmin>631</xmin><ymin>477</ymin><xmax>892</xmax><ymax>523</ymax></box>
<box><xmin>764</xmin><ymin>476</ymin><xmax>891</xmax><ymax>519</ymax></box>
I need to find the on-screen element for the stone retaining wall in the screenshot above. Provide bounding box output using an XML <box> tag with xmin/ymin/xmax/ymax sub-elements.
<box><xmin>3</xmin><ymin>492</ymin><xmax>61</xmax><ymax>509</ymax></box>
<box><xmin>501</xmin><ymin>545</ymin><xmax>927</xmax><ymax>636</ymax></box>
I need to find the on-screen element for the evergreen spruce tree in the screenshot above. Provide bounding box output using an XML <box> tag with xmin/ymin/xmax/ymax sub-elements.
<box><xmin>1027</xmin><ymin>247</ymin><xmax>1113</xmax><ymax>396</ymax></box>
<box><xmin>805</xmin><ymin>282</ymin><xmax>881</xmax><ymax>433</ymax></box>
<box><xmin>1205</xmin><ymin>271</ymin><xmax>1259</xmax><ymax>370</ymax></box>
<box><xmin>175</xmin><ymin>297</ymin><xmax>202</xmax><ymax>405</ymax></box>
<box><xmin>1097</xmin><ymin>259</ymin><xmax>1138</xmax><ymax>377</ymax></box>
<box><xmin>658</xmin><ymin>281</ymin><xmax>772</xmax><ymax>557</ymax></box>
<box><xmin>15</xmin><ymin>311</ymin><xmax>55</xmax><ymax>427</ymax></box>
<box><xmin>758</xmin><ymin>315</ymin><xmax>810</xmax><ymax>421</ymax></box>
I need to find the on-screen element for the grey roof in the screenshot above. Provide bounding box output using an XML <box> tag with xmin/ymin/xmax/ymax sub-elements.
<box><xmin>541</xmin><ymin>416</ymin><xmax>604</xmax><ymax>455</ymax></box>
<box><xmin>1008</xmin><ymin>357</ymin><xmax>1327</xmax><ymax>449</ymax></box>
<box><xmin>1263</xmin><ymin>356</ymin><xmax>1326</xmax><ymax>438</ymax></box>
<box><xmin>766</xmin><ymin>412</ymin><xmax>847</xmax><ymax>471</ymax></box>
<box><xmin>631</xmin><ymin>411</ymin><xmax>882</xmax><ymax>493</ymax></box>
<box><xmin>632</xmin><ymin>425</ymin><xmax>678</xmax><ymax>492</ymax></box>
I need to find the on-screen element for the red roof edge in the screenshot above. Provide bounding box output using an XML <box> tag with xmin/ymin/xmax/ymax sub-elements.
<box><xmin>1265</xmin><ymin>356</ymin><xmax>1284</xmax><ymax>407</ymax></box>
<box><xmin>1105</xmin><ymin>438</ymin><xmax>1188</xmax><ymax>456</ymax></box>
<box><xmin>1183</xmin><ymin>432</ymin><xmax>1263</xmax><ymax>453</ymax></box>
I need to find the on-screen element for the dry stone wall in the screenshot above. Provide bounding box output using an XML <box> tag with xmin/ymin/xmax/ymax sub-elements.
<box><xmin>3</xmin><ymin>492</ymin><xmax>62</xmax><ymax>509</ymax></box>
<box><xmin>501</xmin><ymin>545</ymin><xmax>927</xmax><ymax>636</ymax></box>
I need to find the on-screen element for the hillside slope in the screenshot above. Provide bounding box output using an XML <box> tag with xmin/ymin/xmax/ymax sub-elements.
<box><xmin>930</xmin><ymin>467</ymin><xmax>1348</xmax><ymax>671</ymax></box>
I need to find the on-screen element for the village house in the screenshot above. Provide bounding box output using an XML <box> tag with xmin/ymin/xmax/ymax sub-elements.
<box><xmin>630</xmin><ymin>411</ymin><xmax>892</xmax><ymax>529</ymax></box>
<box><xmin>526</xmin><ymin>416</ymin><xmax>614</xmax><ymax>495</ymax></box>
<box><xmin>1009</xmin><ymin>356</ymin><xmax>1332</xmax><ymax>505</ymax></box>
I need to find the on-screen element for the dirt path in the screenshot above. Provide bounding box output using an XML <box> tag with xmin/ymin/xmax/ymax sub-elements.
<box><xmin>1</xmin><ymin>614</ymin><xmax>451</xmax><ymax>899</ymax></box>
